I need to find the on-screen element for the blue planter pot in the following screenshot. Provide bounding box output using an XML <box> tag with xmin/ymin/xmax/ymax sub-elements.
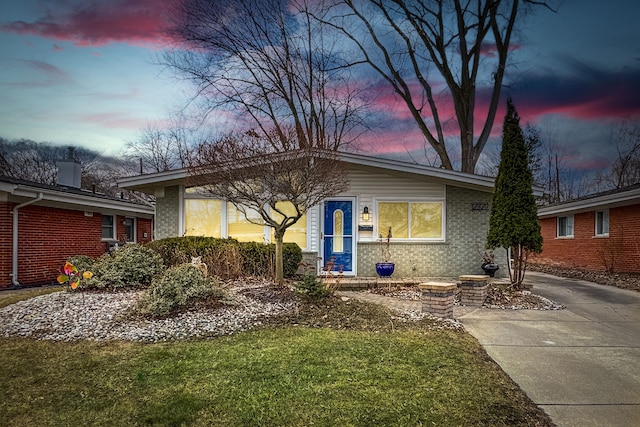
<box><xmin>376</xmin><ymin>262</ymin><xmax>395</xmax><ymax>277</ymax></box>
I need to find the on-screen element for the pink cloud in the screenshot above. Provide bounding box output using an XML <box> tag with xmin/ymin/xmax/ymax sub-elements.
<box><xmin>82</xmin><ymin>112</ymin><xmax>145</xmax><ymax>130</ymax></box>
<box><xmin>2</xmin><ymin>0</ymin><xmax>176</xmax><ymax>47</ymax></box>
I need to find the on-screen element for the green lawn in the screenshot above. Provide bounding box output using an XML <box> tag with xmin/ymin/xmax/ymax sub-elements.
<box><xmin>0</xmin><ymin>327</ymin><xmax>551</xmax><ymax>426</ymax></box>
<box><xmin>0</xmin><ymin>287</ymin><xmax>552</xmax><ymax>426</ymax></box>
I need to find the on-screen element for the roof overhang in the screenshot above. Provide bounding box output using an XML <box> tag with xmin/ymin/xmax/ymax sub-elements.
<box><xmin>0</xmin><ymin>181</ymin><xmax>154</xmax><ymax>218</ymax></box>
<box><xmin>538</xmin><ymin>186</ymin><xmax>640</xmax><ymax>218</ymax></box>
<box><xmin>117</xmin><ymin>151</ymin><xmax>509</xmax><ymax>194</ymax></box>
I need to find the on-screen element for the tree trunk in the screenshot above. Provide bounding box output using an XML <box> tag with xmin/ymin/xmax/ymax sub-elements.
<box><xmin>274</xmin><ymin>231</ymin><xmax>285</xmax><ymax>286</ymax></box>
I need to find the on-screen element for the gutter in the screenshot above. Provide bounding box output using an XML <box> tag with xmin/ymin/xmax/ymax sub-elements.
<box><xmin>11</xmin><ymin>192</ymin><xmax>44</xmax><ymax>288</ymax></box>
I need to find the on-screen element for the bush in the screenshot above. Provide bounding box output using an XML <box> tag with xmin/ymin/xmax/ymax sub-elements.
<box><xmin>294</xmin><ymin>275</ymin><xmax>329</xmax><ymax>300</ymax></box>
<box><xmin>66</xmin><ymin>255</ymin><xmax>94</xmax><ymax>273</ymax></box>
<box><xmin>147</xmin><ymin>237</ymin><xmax>302</xmax><ymax>280</ymax></box>
<box><xmin>282</xmin><ymin>243</ymin><xmax>302</xmax><ymax>277</ymax></box>
<box><xmin>135</xmin><ymin>264</ymin><xmax>225</xmax><ymax>317</ymax></box>
<box><xmin>84</xmin><ymin>244</ymin><xmax>164</xmax><ymax>289</ymax></box>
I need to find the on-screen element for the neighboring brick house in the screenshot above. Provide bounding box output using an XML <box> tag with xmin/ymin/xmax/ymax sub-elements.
<box><xmin>534</xmin><ymin>184</ymin><xmax>640</xmax><ymax>273</ymax></box>
<box><xmin>118</xmin><ymin>151</ymin><xmax>535</xmax><ymax>278</ymax></box>
<box><xmin>0</xmin><ymin>171</ymin><xmax>154</xmax><ymax>289</ymax></box>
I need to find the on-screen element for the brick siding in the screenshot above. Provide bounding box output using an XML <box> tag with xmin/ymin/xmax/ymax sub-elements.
<box><xmin>533</xmin><ymin>204</ymin><xmax>640</xmax><ymax>273</ymax></box>
<box><xmin>0</xmin><ymin>202</ymin><xmax>153</xmax><ymax>288</ymax></box>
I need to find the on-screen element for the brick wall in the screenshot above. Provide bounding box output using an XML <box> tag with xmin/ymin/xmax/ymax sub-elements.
<box><xmin>0</xmin><ymin>202</ymin><xmax>153</xmax><ymax>289</ymax></box>
<box><xmin>534</xmin><ymin>204</ymin><xmax>640</xmax><ymax>273</ymax></box>
<box><xmin>357</xmin><ymin>187</ymin><xmax>507</xmax><ymax>278</ymax></box>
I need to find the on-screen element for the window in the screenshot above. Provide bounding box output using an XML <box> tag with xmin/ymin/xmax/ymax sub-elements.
<box><xmin>227</xmin><ymin>204</ymin><xmax>266</xmax><ymax>242</ymax></box>
<box><xmin>101</xmin><ymin>215</ymin><xmax>115</xmax><ymax>239</ymax></box>
<box><xmin>377</xmin><ymin>201</ymin><xmax>444</xmax><ymax>240</ymax></box>
<box><xmin>185</xmin><ymin>199</ymin><xmax>222</xmax><ymax>237</ymax></box>
<box><xmin>124</xmin><ymin>217</ymin><xmax>136</xmax><ymax>242</ymax></box>
<box><xmin>595</xmin><ymin>210</ymin><xmax>609</xmax><ymax>236</ymax></box>
<box><xmin>557</xmin><ymin>215</ymin><xmax>574</xmax><ymax>237</ymax></box>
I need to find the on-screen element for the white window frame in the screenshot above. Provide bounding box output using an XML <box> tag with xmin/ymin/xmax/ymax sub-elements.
<box><xmin>557</xmin><ymin>215</ymin><xmax>574</xmax><ymax>238</ymax></box>
<box><xmin>182</xmin><ymin>195</ymin><xmax>308</xmax><ymax>250</ymax></box>
<box><xmin>595</xmin><ymin>209</ymin><xmax>609</xmax><ymax>237</ymax></box>
<box><xmin>375</xmin><ymin>199</ymin><xmax>446</xmax><ymax>242</ymax></box>
<box><xmin>101</xmin><ymin>214</ymin><xmax>116</xmax><ymax>240</ymax></box>
<box><xmin>124</xmin><ymin>217</ymin><xmax>136</xmax><ymax>242</ymax></box>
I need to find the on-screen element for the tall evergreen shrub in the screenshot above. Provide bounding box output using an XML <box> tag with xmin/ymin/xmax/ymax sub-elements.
<box><xmin>487</xmin><ymin>98</ymin><xmax>542</xmax><ymax>288</ymax></box>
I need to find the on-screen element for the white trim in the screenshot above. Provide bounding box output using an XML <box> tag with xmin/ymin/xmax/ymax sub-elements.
<box><xmin>101</xmin><ymin>214</ymin><xmax>117</xmax><ymax>241</ymax></box>
<box><xmin>116</xmin><ymin>151</ymin><xmax>510</xmax><ymax>195</ymax></box>
<box><xmin>374</xmin><ymin>198</ymin><xmax>446</xmax><ymax>242</ymax></box>
<box><xmin>538</xmin><ymin>187</ymin><xmax>640</xmax><ymax>218</ymax></box>
<box><xmin>320</xmin><ymin>197</ymin><xmax>357</xmax><ymax>276</ymax></box>
<box><xmin>557</xmin><ymin>215</ymin><xmax>574</xmax><ymax>238</ymax></box>
<box><xmin>594</xmin><ymin>209</ymin><xmax>610</xmax><ymax>237</ymax></box>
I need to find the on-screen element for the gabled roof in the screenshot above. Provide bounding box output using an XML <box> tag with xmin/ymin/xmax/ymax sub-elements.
<box><xmin>0</xmin><ymin>175</ymin><xmax>154</xmax><ymax>217</ymax></box>
<box><xmin>117</xmin><ymin>151</ymin><xmax>506</xmax><ymax>194</ymax></box>
<box><xmin>537</xmin><ymin>183</ymin><xmax>640</xmax><ymax>218</ymax></box>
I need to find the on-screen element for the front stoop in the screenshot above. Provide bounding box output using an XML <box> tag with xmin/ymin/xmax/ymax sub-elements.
<box><xmin>418</xmin><ymin>282</ymin><xmax>457</xmax><ymax>318</ymax></box>
<box><xmin>321</xmin><ymin>277</ymin><xmax>438</xmax><ymax>290</ymax></box>
<box><xmin>458</xmin><ymin>275</ymin><xmax>489</xmax><ymax>306</ymax></box>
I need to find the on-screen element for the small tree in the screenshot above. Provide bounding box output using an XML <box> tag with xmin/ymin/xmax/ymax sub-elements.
<box><xmin>487</xmin><ymin>98</ymin><xmax>542</xmax><ymax>288</ymax></box>
<box><xmin>188</xmin><ymin>136</ymin><xmax>349</xmax><ymax>285</ymax></box>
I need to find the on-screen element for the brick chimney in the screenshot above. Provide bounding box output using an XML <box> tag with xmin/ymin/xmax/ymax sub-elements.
<box><xmin>57</xmin><ymin>146</ymin><xmax>82</xmax><ymax>188</ymax></box>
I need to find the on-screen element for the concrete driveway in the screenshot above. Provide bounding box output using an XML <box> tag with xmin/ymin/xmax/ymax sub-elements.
<box><xmin>459</xmin><ymin>271</ymin><xmax>640</xmax><ymax>427</ymax></box>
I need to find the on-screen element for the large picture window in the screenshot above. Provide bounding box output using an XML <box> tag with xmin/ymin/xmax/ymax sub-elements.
<box><xmin>377</xmin><ymin>201</ymin><xmax>444</xmax><ymax>240</ymax></box>
<box><xmin>185</xmin><ymin>199</ymin><xmax>222</xmax><ymax>237</ymax></box>
<box><xmin>227</xmin><ymin>204</ymin><xmax>266</xmax><ymax>242</ymax></box>
<box><xmin>271</xmin><ymin>201</ymin><xmax>308</xmax><ymax>249</ymax></box>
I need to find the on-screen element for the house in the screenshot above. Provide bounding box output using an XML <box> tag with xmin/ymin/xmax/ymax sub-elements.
<box><xmin>0</xmin><ymin>156</ymin><xmax>154</xmax><ymax>289</ymax></box>
<box><xmin>535</xmin><ymin>184</ymin><xmax>640</xmax><ymax>273</ymax></box>
<box><xmin>117</xmin><ymin>151</ymin><xmax>511</xmax><ymax>278</ymax></box>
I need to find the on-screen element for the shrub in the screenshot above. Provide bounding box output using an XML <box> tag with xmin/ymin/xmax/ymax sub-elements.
<box><xmin>84</xmin><ymin>244</ymin><xmax>164</xmax><ymax>289</ymax></box>
<box><xmin>135</xmin><ymin>264</ymin><xmax>225</xmax><ymax>317</ymax></box>
<box><xmin>282</xmin><ymin>243</ymin><xmax>302</xmax><ymax>277</ymax></box>
<box><xmin>147</xmin><ymin>237</ymin><xmax>302</xmax><ymax>280</ymax></box>
<box><xmin>294</xmin><ymin>275</ymin><xmax>329</xmax><ymax>300</ymax></box>
<box><xmin>66</xmin><ymin>255</ymin><xmax>94</xmax><ymax>273</ymax></box>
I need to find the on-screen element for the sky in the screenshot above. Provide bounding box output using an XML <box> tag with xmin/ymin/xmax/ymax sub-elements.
<box><xmin>1</xmin><ymin>0</ymin><xmax>639</xmax><ymax>177</ymax></box>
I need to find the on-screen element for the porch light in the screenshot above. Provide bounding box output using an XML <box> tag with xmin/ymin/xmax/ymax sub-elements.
<box><xmin>362</xmin><ymin>206</ymin><xmax>370</xmax><ymax>221</ymax></box>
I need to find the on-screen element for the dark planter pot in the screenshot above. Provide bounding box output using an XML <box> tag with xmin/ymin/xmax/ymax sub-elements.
<box><xmin>481</xmin><ymin>263</ymin><xmax>500</xmax><ymax>277</ymax></box>
<box><xmin>375</xmin><ymin>262</ymin><xmax>395</xmax><ymax>277</ymax></box>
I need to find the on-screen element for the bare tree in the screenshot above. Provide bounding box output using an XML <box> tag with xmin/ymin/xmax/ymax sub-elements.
<box><xmin>125</xmin><ymin>123</ymin><xmax>193</xmax><ymax>173</ymax></box>
<box><xmin>189</xmin><ymin>135</ymin><xmax>349</xmax><ymax>284</ymax></box>
<box><xmin>606</xmin><ymin>123</ymin><xmax>640</xmax><ymax>189</ymax></box>
<box><xmin>0</xmin><ymin>139</ymin><xmax>61</xmax><ymax>184</ymax></box>
<box><xmin>164</xmin><ymin>0</ymin><xmax>367</xmax><ymax>153</ymax></box>
<box><xmin>318</xmin><ymin>0</ymin><xmax>556</xmax><ymax>173</ymax></box>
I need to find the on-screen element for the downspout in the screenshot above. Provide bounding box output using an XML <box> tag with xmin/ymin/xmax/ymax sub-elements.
<box><xmin>11</xmin><ymin>192</ymin><xmax>44</xmax><ymax>288</ymax></box>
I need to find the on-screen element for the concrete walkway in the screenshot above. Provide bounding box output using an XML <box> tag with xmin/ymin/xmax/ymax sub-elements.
<box><xmin>459</xmin><ymin>271</ymin><xmax>640</xmax><ymax>427</ymax></box>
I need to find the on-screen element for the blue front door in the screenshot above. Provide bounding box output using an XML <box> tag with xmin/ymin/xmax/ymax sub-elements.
<box><xmin>323</xmin><ymin>200</ymin><xmax>353</xmax><ymax>273</ymax></box>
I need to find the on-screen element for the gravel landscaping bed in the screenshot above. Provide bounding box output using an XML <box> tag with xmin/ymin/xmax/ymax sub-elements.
<box><xmin>0</xmin><ymin>279</ymin><xmax>296</xmax><ymax>342</ymax></box>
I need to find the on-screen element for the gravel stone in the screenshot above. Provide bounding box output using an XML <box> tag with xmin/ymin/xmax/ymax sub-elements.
<box><xmin>0</xmin><ymin>286</ymin><xmax>295</xmax><ymax>342</ymax></box>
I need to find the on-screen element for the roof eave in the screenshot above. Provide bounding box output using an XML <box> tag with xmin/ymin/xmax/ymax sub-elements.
<box><xmin>538</xmin><ymin>187</ymin><xmax>640</xmax><ymax>218</ymax></box>
<box><xmin>4</xmin><ymin>183</ymin><xmax>154</xmax><ymax>217</ymax></box>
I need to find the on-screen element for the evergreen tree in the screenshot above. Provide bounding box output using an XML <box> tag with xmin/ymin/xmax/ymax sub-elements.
<box><xmin>487</xmin><ymin>98</ymin><xmax>542</xmax><ymax>288</ymax></box>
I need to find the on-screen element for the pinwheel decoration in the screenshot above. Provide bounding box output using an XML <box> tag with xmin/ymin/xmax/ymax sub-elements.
<box><xmin>57</xmin><ymin>261</ymin><xmax>93</xmax><ymax>290</ymax></box>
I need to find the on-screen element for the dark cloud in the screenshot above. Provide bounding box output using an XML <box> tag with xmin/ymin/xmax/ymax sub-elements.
<box><xmin>508</xmin><ymin>58</ymin><xmax>640</xmax><ymax>122</ymax></box>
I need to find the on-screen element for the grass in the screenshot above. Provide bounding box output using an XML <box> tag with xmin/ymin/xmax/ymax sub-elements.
<box><xmin>0</xmin><ymin>286</ymin><xmax>63</xmax><ymax>309</ymax></box>
<box><xmin>0</xmin><ymin>289</ymin><xmax>554</xmax><ymax>426</ymax></box>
